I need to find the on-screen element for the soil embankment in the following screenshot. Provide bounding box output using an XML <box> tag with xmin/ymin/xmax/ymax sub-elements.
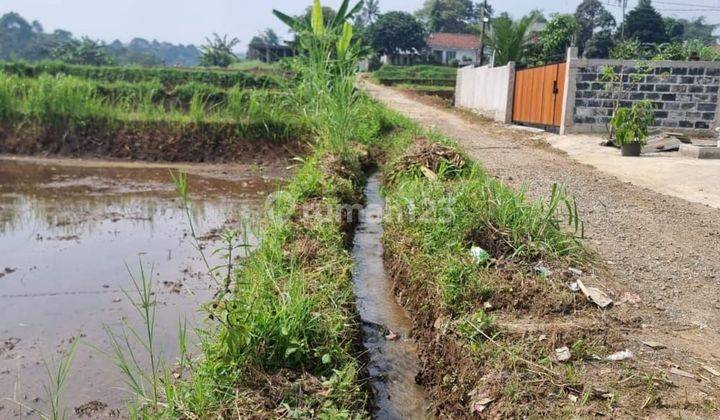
<box><xmin>0</xmin><ymin>120</ymin><xmax>305</xmax><ymax>164</ymax></box>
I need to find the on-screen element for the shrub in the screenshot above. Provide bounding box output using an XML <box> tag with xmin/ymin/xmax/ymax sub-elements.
<box><xmin>610</xmin><ymin>100</ymin><xmax>655</xmax><ymax>146</ymax></box>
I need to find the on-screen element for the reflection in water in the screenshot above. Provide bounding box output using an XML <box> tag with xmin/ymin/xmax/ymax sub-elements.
<box><xmin>0</xmin><ymin>157</ymin><xmax>283</xmax><ymax>417</ymax></box>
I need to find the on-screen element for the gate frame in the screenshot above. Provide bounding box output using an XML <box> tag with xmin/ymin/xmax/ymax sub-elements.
<box><xmin>511</xmin><ymin>60</ymin><xmax>569</xmax><ymax>133</ymax></box>
<box><xmin>558</xmin><ymin>47</ymin><xmax>578</xmax><ymax>135</ymax></box>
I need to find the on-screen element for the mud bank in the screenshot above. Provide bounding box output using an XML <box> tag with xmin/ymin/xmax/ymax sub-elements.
<box><xmin>0</xmin><ymin>119</ymin><xmax>306</xmax><ymax>163</ymax></box>
<box><xmin>0</xmin><ymin>157</ymin><xmax>286</xmax><ymax>418</ymax></box>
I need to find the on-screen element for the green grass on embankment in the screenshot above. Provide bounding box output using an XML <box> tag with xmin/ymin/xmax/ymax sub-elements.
<box><xmin>155</xmin><ymin>98</ymin><xmax>403</xmax><ymax>418</ymax></box>
<box><xmin>0</xmin><ymin>61</ymin><xmax>282</xmax><ymax>89</ymax></box>
<box><xmin>0</xmin><ymin>73</ymin><xmax>288</xmax><ymax>125</ymax></box>
<box><xmin>375</xmin><ymin>115</ymin><xmax>697</xmax><ymax>417</ymax></box>
<box><xmin>372</xmin><ymin>64</ymin><xmax>457</xmax><ymax>87</ymax></box>
<box><xmin>0</xmin><ymin>72</ymin><xmax>301</xmax><ymax>160</ymax></box>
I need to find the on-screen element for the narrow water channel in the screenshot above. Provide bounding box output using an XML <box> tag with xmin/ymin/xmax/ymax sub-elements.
<box><xmin>352</xmin><ymin>173</ymin><xmax>432</xmax><ymax>419</ymax></box>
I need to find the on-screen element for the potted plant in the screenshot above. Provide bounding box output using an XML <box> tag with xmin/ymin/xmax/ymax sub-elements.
<box><xmin>610</xmin><ymin>100</ymin><xmax>655</xmax><ymax>157</ymax></box>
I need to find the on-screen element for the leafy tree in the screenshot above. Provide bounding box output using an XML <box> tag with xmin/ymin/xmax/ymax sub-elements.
<box><xmin>610</xmin><ymin>39</ymin><xmax>646</xmax><ymax>59</ymax></box>
<box><xmin>0</xmin><ymin>12</ymin><xmax>35</xmax><ymax>60</ymax></box>
<box><xmin>262</xmin><ymin>29</ymin><xmax>281</xmax><ymax>46</ymax></box>
<box><xmin>535</xmin><ymin>14</ymin><xmax>579</xmax><ymax>63</ymax></box>
<box><xmin>274</xmin><ymin>0</ymin><xmax>364</xmax><ymax>65</ymax></box>
<box><xmin>624</xmin><ymin>0</ymin><xmax>667</xmax><ymax>44</ymax></box>
<box><xmin>199</xmin><ymin>33</ymin><xmax>240</xmax><ymax>67</ymax></box>
<box><xmin>417</xmin><ymin>0</ymin><xmax>477</xmax><ymax>33</ymax></box>
<box><xmin>484</xmin><ymin>12</ymin><xmax>539</xmax><ymax>66</ymax></box>
<box><xmin>575</xmin><ymin>0</ymin><xmax>615</xmax><ymax>57</ymax></box>
<box><xmin>52</xmin><ymin>29</ymin><xmax>74</xmax><ymax>43</ymax></box>
<box><xmin>664</xmin><ymin>17</ymin><xmax>718</xmax><ymax>45</ymax></box>
<box><xmin>584</xmin><ymin>30</ymin><xmax>614</xmax><ymax>58</ymax></box>
<box><xmin>31</xmin><ymin>20</ymin><xmax>44</xmax><ymax>34</ymax></box>
<box><xmin>366</xmin><ymin>11</ymin><xmax>427</xmax><ymax>55</ymax></box>
<box><xmin>250</xmin><ymin>29</ymin><xmax>281</xmax><ymax>46</ymax></box>
<box><xmin>51</xmin><ymin>37</ymin><xmax>114</xmax><ymax>65</ymax></box>
<box><xmin>664</xmin><ymin>17</ymin><xmax>685</xmax><ymax>42</ymax></box>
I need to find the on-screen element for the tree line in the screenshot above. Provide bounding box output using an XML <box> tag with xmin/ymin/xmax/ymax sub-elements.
<box><xmin>0</xmin><ymin>12</ymin><xmax>201</xmax><ymax>66</ymax></box>
<box><xmin>333</xmin><ymin>0</ymin><xmax>720</xmax><ymax>67</ymax></box>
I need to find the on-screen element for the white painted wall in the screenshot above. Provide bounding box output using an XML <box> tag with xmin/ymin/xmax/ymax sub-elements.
<box><xmin>455</xmin><ymin>63</ymin><xmax>515</xmax><ymax>123</ymax></box>
<box><xmin>432</xmin><ymin>48</ymin><xmax>477</xmax><ymax>64</ymax></box>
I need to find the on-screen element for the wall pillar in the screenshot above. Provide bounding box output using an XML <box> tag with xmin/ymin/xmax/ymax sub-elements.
<box><xmin>504</xmin><ymin>61</ymin><xmax>516</xmax><ymax>124</ymax></box>
<box><xmin>559</xmin><ymin>47</ymin><xmax>578</xmax><ymax>135</ymax></box>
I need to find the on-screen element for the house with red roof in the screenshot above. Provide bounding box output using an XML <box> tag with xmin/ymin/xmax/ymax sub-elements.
<box><xmin>381</xmin><ymin>32</ymin><xmax>482</xmax><ymax>66</ymax></box>
<box><xmin>427</xmin><ymin>33</ymin><xmax>481</xmax><ymax>64</ymax></box>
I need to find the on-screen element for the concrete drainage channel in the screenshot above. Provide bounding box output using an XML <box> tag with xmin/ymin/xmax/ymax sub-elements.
<box><xmin>351</xmin><ymin>172</ymin><xmax>432</xmax><ymax>419</ymax></box>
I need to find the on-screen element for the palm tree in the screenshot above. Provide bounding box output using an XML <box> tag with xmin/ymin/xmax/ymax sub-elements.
<box><xmin>359</xmin><ymin>0</ymin><xmax>380</xmax><ymax>26</ymax></box>
<box><xmin>484</xmin><ymin>12</ymin><xmax>539</xmax><ymax>66</ymax></box>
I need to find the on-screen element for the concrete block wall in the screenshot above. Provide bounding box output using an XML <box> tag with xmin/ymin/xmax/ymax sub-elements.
<box><xmin>562</xmin><ymin>56</ymin><xmax>720</xmax><ymax>135</ymax></box>
<box><xmin>455</xmin><ymin>63</ymin><xmax>515</xmax><ymax>123</ymax></box>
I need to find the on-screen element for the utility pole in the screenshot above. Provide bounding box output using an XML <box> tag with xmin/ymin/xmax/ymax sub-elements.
<box><xmin>620</xmin><ymin>0</ymin><xmax>628</xmax><ymax>41</ymax></box>
<box><xmin>478</xmin><ymin>0</ymin><xmax>488</xmax><ymax>65</ymax></box>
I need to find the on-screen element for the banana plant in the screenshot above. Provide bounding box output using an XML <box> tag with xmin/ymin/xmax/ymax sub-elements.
<box><xmin>273</xmin><ymin>0</ymin><xmax>364</xmax><ymax>35</ymax></box>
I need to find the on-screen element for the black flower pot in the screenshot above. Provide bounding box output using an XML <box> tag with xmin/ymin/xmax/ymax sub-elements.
<box><xmin>621</xmin><ymin>142</ymin><xmax>642</xmax><ymax>157</ymax></box>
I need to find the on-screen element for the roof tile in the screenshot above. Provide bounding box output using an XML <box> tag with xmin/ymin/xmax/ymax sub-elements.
<box><xmin>427</xmin><ymin>33</ymin><xmax>481</xmax><ymax>50</ymax></box>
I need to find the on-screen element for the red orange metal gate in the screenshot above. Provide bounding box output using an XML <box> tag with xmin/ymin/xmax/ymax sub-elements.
<box><xmin>512</xmin><ymin>62</ymin><xmax>566</xmax><ymax>130</ymax></box>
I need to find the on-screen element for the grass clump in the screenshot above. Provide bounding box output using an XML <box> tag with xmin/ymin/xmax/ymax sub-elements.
<box><xmin>24</xmin><ymin>74</ymin><xmax>115</xmax><ymax>128</ymax></box>
<box><xmin>0</xmin><ymin>73</ymin><xmax>20</xmax><ymax>123</ymax></box>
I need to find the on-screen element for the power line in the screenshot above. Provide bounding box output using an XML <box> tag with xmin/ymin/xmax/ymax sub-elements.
<box><xmin>656</xmin><ymin>8</ymin><xmax>720</xmax><ymax>12</ymax></box>
<box><xmin>654</xmin><ymin>0</ymin><xmax>720</xmax><ymax>8</ymax></box>
<box><xmin>603</xmin><ymin>0</ymin><xmax>720</xmax><ymax>10</ymax></box>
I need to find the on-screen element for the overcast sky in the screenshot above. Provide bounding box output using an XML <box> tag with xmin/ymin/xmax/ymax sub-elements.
<box><xmin>2</xmin><ymin>0</ymin><xmax>719</xmax><ymax>49</ymax></box>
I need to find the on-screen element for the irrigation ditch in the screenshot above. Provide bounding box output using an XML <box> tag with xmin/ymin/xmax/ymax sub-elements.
<box><xmin>2</xmin><ymin>4</ymin><xmax>713</xmax><ymax>418</ymax></box>
<box><xmin>1</xmin><ymin>80</ymin><xmax>708</xmax><ymax>417</ymax></box>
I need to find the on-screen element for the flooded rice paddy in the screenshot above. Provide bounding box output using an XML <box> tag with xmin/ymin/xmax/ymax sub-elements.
<box><xmin>0</xmin><ymin>156</ymin><xmax>286</xmax><ymax>418</ymax></box>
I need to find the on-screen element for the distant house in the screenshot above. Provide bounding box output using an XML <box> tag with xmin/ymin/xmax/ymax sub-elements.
<box><xmin>427</xmin><ymin>33</ymin><xmax>481</xmax><ymax>64</ymax></box>
<box><xmin>247</xmin><ymin>42</ymin><xmax>295</xmax><ymax>63</ymax></box>
<box><xmin>381</xmin><ymin>32</ymin><xmax>481</xmax><ymax>66</ymax></box>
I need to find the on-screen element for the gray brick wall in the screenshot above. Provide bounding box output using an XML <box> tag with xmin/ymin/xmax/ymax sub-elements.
<box><xmin>568</xmin><ymin>61</ymin><xmax>720</xmax><ymax>134</ymax></box>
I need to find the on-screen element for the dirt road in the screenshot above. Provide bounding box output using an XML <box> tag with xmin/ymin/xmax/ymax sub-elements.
<box><xmin>365</xmin><ymin>81</ymin><xmax>720</xmax><ymax>370</ymax></box>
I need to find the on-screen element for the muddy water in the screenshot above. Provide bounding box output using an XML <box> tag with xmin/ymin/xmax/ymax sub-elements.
<box><xmin>352</xmin><ymin>173</ymin><xmax>432</xmax><ymax>419</ymax></box>
<box><xmin>0</xmin><ymin>156</ymin><xmax>285</xmax><ymax>418</ymax></box>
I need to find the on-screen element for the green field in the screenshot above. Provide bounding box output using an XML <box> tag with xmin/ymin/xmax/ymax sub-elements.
<box><xmin>0</xmin><ymin>66</ymin><xmax>300</xmax><ymax>162</ymax></box>
<box><xmin>373</xmin><ymin>64</ymin><xmax>458</xmax><ymax>87</ymax></box>
<box><xmin>0</xmin><ymin>61</ymin><xmax>281</xmax><ymax>89</ymax></box>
